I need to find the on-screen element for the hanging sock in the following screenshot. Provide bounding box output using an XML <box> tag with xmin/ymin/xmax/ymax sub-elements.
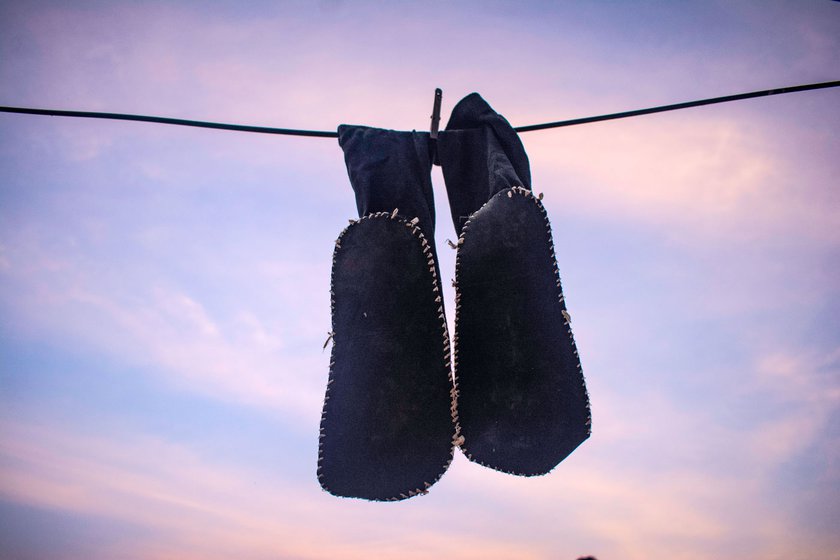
<box><xmin>318</xmin><ymin>125</ymin><xmax>456</xmax><ymax>501</ymax></box>
<box><xmin>438</xmin><ymin>94</ymin><xmax>591</xmax><ymax>476</ymax></box>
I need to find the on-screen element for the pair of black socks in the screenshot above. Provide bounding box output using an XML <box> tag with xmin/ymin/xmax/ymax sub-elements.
<box><xmin>318</xmin><ymin>93</ymin><xmax>591</xmax><ymax>501</ymax></box>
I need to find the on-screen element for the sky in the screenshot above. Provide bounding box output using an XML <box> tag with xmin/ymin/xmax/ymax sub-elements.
<box><xmin>1</xmin><ymin>1</ymin><xmax>839</xmax><ymax>559</ymax></box>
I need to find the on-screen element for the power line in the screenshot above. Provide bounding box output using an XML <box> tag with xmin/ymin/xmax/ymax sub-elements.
<box><xmin>1</xmin><ymin>80</ymin><xmax>838</xmax><ymax>138</ymax></box>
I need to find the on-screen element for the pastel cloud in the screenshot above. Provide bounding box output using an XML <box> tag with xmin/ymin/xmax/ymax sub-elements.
<box><xmin>1</xmin><ymin>1</ymin><xmax>839</xmax><ymax>559</ymax></box>
<box><xmin>0</xmin><ymin>420</ymin><xmax>557</xmax><ymax>560</ymax></box>
<box><xmin>6</xmin><ymin>376</ymin><xmax>836</xmax><ymax>560</ymax></box>
<box><xmin>525</xmin><ymin>111</ymin><xmax>839</xmax><ymax>247</ymax></box>
<box><xmin>0</xmin><ymin>235</ymin><xmax>329</xmax><ymax>423</ymax></box>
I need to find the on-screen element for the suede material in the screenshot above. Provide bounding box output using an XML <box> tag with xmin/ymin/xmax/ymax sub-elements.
<box><xmin>338</xmin><ymin>124</ymin><xmax>444</xmax><ymax>284</ymax></box>
<box><xmin>455</xmin><ymin>190</ymin><xmax>590</xmax><ymax>474</ymax></box>
<box><xmin>338</xmin><ymin>125</ymin><xmax>436</xmax><ymax>233</ymax></box>
<box><xmin>319</xmin><ymin>126</ymin><xmax>454</xmax><ymax>501</ymax></box>
<box><xmin>320</xmin><ymin>218</ymin><xmax>454</xmax><ymax>500</ymax></box>
<box><xmin>440</xmin><ymin>94</ymin><xmax>591</xmax><ymax>475</ymax></box>
<box><xmin>438</xmin><ymin>92</ymin><xmax>531</xmax><ymax>233</ymax></box>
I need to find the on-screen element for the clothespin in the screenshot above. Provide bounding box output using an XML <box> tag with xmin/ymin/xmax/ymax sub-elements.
<box><xmin>430</xmin><ymin>88</ymin><xmax>442</xmax><ymax>165</ymax></box>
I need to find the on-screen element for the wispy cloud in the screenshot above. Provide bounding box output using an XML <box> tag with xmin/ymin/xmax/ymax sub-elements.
<box><xmin>0</xmin><ymin>420</ymin><xmax>560</xmax><ymax>560</ymax></box>
<box><xmin>2</xmin><ymin>1</ymin><xmax>839</xmax><ymax>559</ymax></box>
<box><xmin>0</xmin><ymin>231</ymin><xmax>330</xmax><ymax>423</ymax></box>
<box><xmin>526</xmin><ymin>112</ymin><xmax>839</xmax><ymax>247</ymax></box>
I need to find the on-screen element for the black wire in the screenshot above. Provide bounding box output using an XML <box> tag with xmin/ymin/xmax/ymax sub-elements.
<box><xmin>513</xmin><ymin>80</ymin><xmax>840</xmax><ymax>132</ymax></box>
<box><xmin>0</xmin><ymin>106</ymin><xmax>339</xmax><ymax>138</ymax></box>
<box><xmin>1</xmin><ymin>80</ymin><xmax>838</xmax><ymax>137</ymax></box>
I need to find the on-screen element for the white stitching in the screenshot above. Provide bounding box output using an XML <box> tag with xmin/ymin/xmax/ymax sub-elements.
<box><xmin>452</xmin><ymin>187</ymin><xmax>592</xmax><ymax>477</ymax></box>
<box><xmin>318</xmin><ymin>212</ymin><xmax>456</xmax><ymax>501</ymax></box>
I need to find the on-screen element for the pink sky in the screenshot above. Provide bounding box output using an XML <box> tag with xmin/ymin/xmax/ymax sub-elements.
<box><xmin>1</xmin><ymin>2</ymin><xmax>839</xmax><ymax>559</ymax></box>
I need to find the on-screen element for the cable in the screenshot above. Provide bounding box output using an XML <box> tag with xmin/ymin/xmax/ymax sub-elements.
<box><xmin>0</xmin><ymin>106</ymin><xmax>338</xmax><ymax>137</ymax></box>
<box><xmin>1</xmin><ymin>80</ymin><xmax>838</xmax><ymax>137</ymax></box>
<box><xmin>513</xmin><ymin>80</ymin><xmax>840</xmax><ymax>132</ymax></box>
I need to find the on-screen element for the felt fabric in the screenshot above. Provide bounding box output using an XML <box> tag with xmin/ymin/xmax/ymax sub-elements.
<box><xmin>438</xmin><ymin>92</ymin><xmax>531</xmax><ymax>233</ymax></box>
<box><xmin>438</xmin><ymin>94</ymin><xmax>591</xmax><ymax>475</ymax></box>
<box><xmin>318</xmin><ymin>126</ymin><xmax>455</xmax><ymax>501</ymax></box>
<box><xmin>338</xmin><ymin>125</ymin><xmax>437</xmax><ymax>236</ymax></box>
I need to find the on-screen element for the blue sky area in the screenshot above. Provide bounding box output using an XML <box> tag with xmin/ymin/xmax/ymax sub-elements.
<box><xmin>1</xmin><ymin>2</ymin><xmax>839</xmax><ymax>559</ymax></box>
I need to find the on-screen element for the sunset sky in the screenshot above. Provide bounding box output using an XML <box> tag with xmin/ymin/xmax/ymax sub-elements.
<box><xmin>1</xmin><ymin>1</ymin><xmax>839</xmax><ymax>559</ymax></box>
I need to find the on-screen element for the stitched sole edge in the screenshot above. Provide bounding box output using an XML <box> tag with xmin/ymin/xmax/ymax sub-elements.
<box><xmin>452</xmin><ymin>186</ymin><xmax>592</xmax><ymax>477</ymax></box>
<box><xmin>318</xmin><ymin>210</ymin><xmax>457</xmax><ymax>501</ymax></box>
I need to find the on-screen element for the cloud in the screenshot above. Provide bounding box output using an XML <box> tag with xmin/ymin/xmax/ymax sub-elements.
<box><xmin>444</xmin><ymin>380</ymin><xmax>840</xmax><ymax>560</ymax></box>
<box><xmin>0</xmin><ymin>230</ymin><xmax>331</xmax><ymax>424</ymax></box>
<box><xmin>525</xmin><ymin>111</ymin><xmax>839</xmax><ymax>247</ymax></box>
<box><xmin>2</xmin><ymin>3</ymin><xmax>838</xmax><ymax>559</ymax></box>
<box><xmin>0</xmin><ymin>420</ymin><xmax>557</xmax><ymax>560</ymax></box>
<box><xmin>0</xmin><ymin>420</ymin><xmax>337</xmax><ymax>560</ymax></box>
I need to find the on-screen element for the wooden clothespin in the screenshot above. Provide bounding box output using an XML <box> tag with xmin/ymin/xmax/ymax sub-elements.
<box><xmin>430</xmin><ymin>88</ymin><xmax>442</xmax><ymax>165</ymax></box>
